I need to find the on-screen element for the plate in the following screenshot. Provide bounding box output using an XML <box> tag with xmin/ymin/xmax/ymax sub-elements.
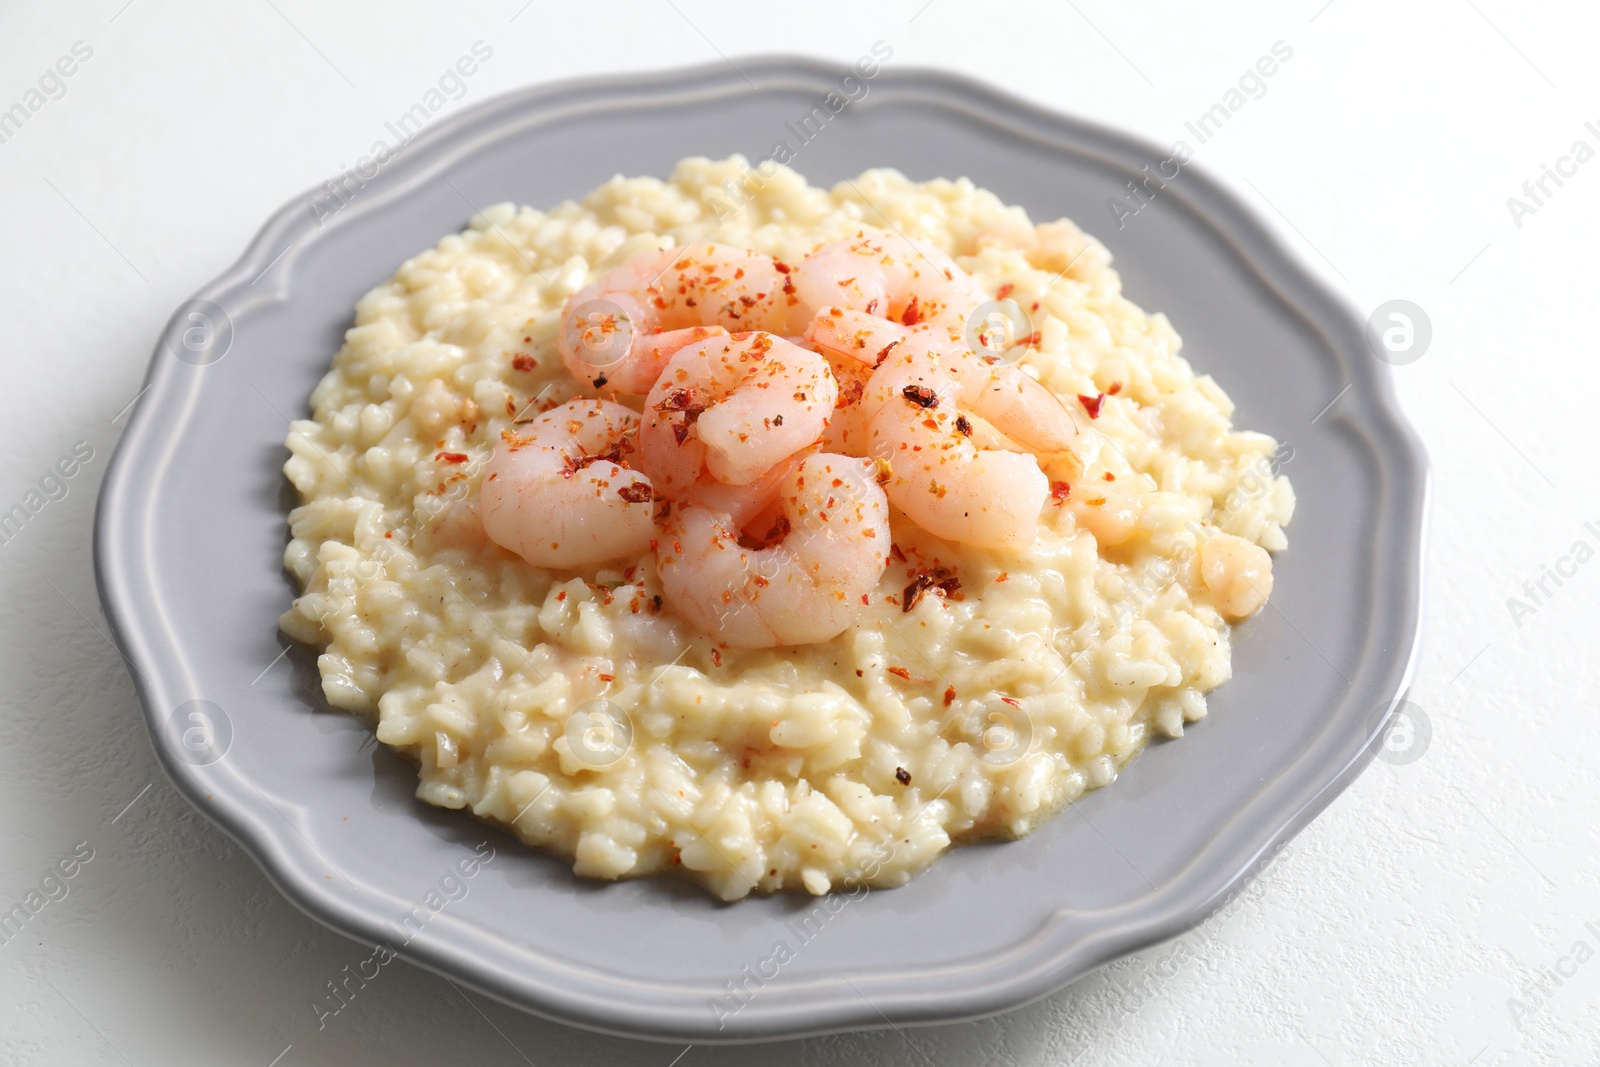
<box><xmin>94</xmin><ymin>57</ymin><xmax>1427</xmax><ymax>1043</ymax></box>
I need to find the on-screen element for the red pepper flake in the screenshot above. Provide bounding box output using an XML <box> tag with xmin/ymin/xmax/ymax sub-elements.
<box><xmin>895</xmin><ymin>767</ymin><xmax>911</xmax><ymax>785</ymax></box>
<box><xmin>900</xmin><ymin>294</ymin><xmax>922</xmax><ymax>326</ymax></box>
<box><xmin>886</xmin><ymin>666</ymin><xmax>912</xmax><ymax>681</ymax></box>
<box><xmin>617</xmin><ymin>482</ymin><xmax>653</xmax><ymax>503</ymax></box>
<box><xmin>383</xmin><ymin>531</ymin><xmax>393</xmax><ymax>539</ymax></box>
<box><xmin>1050</xmin><ymin>481</ymin><xmax>1071</xmax><ymax>504</ymax></box>
<box><xmin>901</xmin><ymin>384</ymin><xmax>939</xmax><ymax>409</ymax></box>
<box><xmin>555</xmin><ymin>591</ymin><xmax>566</xmax><ymax>601</ymax></box>
<box><xmin>1108</xmin><ymin>381</ymin><xmax>1123</xmax><ymax>395</ymax></box>
<box><xmin>1078</xmin><ymin>393</ymin><xmax>1106</xmax><ymax>418</ymax></box>
<box><xmin>711</xmin><ymin>649</ymin><xmax>722</xmax><ymax>667</ymax></box>
<box><xmin>890</xmin><ymin>542</ymin><xmax>907</xmax><ymax>563</ymax></box>
<box><xmin>943</xmin><ymin>685</ymin><xmax>956</xmax><ymax>706</ymax></box>
<box><xmin>512</xmin><ymin>354</ymin><xmax>536</xmax><ymax>372</ymax></box>
<box><xmin>955</xmin><ymin>414</ymin><xmax>972</xmax><ymax>437</ymax></box>
<box><xmin>1103</xmin><ymin>471</ymin><xmax>1116</xmax><ymax>481</ymax></box>
<box><xmin>874</xmin><ymin>339</ymin><xmax>901</xmax><ymax>367</ymax></box>
<box><xmin>435</xmin><ymin>451</ymin><xmax>469</xmax><ymax>464</ymax></box>
<box><xmin>903</xmin><ymin>569</ymin><xmax>960</xmax><ymax>612</ymax></box>
<box><xmin>773</xmin><ymin>260</ymin><xmax>792</xmax><ymax>274</ymax></box>
<box><xmin>1001</xmin><ymin>696</ymin><xmax>1022</xmax><ymax>708</ymax></box>
<box><xmin>597</xmin><ymin>673</ymin><xmax>614</xmax><ymax>683</ymax></box>
<box><xmin>996</xmin><ymin>282</ymin><xmax>1015</xmax><ymax>300</ymax></box>
<box><xmin>995</xmin><ymin>571</ymin><xmax>1008</xmax><ymax>582</ymax></box>
<box><xmin>903</xmin><ymin>573</ymin><xmax>935</xmax><ymax>612</ymax></box>
<box><xmin>861</xmin><ymin>593</ymin><xmax>870</xmax><ymax>605</ymax></box>
<box><xmin>856</xmin><ymin>669</ymin><xmax>864</xmax><ymax>677</ymax></box>
<box><xmin>592</xmin><ymin>373</ymin><xmax>608</xmax><ymax>388</ymax></box>
<box><xmin>648</xmin><ymin>539</ymin><xmax>659</xmax><ymax>553</ymax></box>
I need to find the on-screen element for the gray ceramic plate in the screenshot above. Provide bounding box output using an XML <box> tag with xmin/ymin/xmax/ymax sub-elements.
<box><xmin>95</xmin><ymin>57</ymin><xmax>1427</xmax><ymax>1043</ymax></box>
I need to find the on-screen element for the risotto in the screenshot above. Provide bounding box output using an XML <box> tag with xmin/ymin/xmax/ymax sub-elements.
<box><xmin>279</xmin><ymin>158</ymin><xmax>1294</xmax><ymax>901</ymax></box>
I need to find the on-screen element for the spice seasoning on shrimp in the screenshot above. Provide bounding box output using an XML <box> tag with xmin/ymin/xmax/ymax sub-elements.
<box><xmin>512</xmin><ymin>354</ymin><xmax>536</xmax><ymax>372</ymax></box>
<box><xmin>900</xmin><ymin>294</ymin><xmax>922</xmax><ymax>326</ymax></box>
<box><xmin>1050</xmin><ymin>481</ymin><xmax>1071</xmax><ymax>504</ymax></box>
<box><xmin>901</xmin><ymin>384</ymin><xmax>939</xmax><ymax>409</ymax></box>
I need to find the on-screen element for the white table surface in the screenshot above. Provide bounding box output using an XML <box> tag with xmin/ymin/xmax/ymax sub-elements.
<box><xmin>3</xmin><ymin>1</ymin><xmax>1596</xmax><ymax>1063</ymax></box>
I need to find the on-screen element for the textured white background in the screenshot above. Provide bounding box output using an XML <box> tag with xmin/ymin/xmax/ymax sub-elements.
<box><xmin>2</xmin><ymin>0</ymin><xmax>1596</xmax><ymax>1063</ymax></box>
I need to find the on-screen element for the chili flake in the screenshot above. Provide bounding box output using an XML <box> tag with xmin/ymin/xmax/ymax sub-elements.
<box><xmin>901</xmin><ymin>384</ymin><xmax>939</xmax><ymax>409</ymax></box>
<box><xmin>617</xmin><ymin>482</ymin><xmax>653</xmax><ymax>503</ymax></box>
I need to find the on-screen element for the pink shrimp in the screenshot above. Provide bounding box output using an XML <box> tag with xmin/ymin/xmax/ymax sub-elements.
<box><xmin>557</xmin><ymin>243</ymin><xmax>810</xmax><ymax>393</ymax></box>
<box><xmin>637</xmin><ymin>332</ymin><xmax>838</xmax><ymax>495</ymax></box>
<box><xmin>656</xmin><ymin>454</ymin><xmax>891</xmax><ymax>648</ymax></box>
<box><xmin>790</xmin><ymin>233</ymin><xmax>989</xmax><ymax>331</ymax></box>
<box><xmin>479</xmin><ymin>400</ymin><xmax>655</xmax><ymax>568</ymax></box>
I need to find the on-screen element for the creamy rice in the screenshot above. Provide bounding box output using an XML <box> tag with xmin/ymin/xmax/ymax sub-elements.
<box><xmin>279</xmin><ymin>158</ymin><xmax>1295</xmax><ymax>901</ymax></box>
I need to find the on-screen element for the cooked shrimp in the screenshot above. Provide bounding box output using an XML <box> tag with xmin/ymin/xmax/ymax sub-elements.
<box><xmin>674</xmin><ymin>455</ymin><xmax>804</xmax><ymax>531</ymax></box>
<box><xmin>656</xmin><ymin>453</ymin><xmax>890</xmax><ymax>647</ymax></box>
<box><xmin>558</xmin><ymin>243</ymin><xmax>808</xmax><ymax>393</ymax></box>
<box><xmin>791</xmin><ymin>233</ymin><xmax>989</xmax><ymax>331</ymax></box>
<box><xmin>638</xmin><ymin>332</ymin><xmax>838</xmax><ymax>494</ymax></box>
<box><xmin>479</xmin><ymin>399</ymin><xmax>654</xmax><ymax>568</ymax></box>
<box><xmin>1199</xmin><ymin>533</ymin><xmax>1274</xmax><ymax>619</ymax></box>
<box><xmin>817</xmin><ymin>315</ymin><xmax>1080</xmax><ymax>458</ymax></box>
<box><xmin>867</xmin><ymin>358</ymin><xmax>1050</xmax><ymax>549</ymax></box>
<box><xmin>804</xmin><ymin>306</ymin><xmax>909</xmax><ymax>367</ymax></box>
